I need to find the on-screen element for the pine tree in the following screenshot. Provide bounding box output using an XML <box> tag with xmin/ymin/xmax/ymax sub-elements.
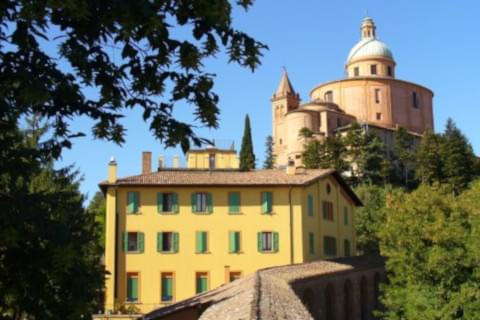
<box><xmin>239</xmin><ymin>114</ymin><xmax>255</xmax><ymax>170</ymax></box>
<box><xmin>441</xmin><ymin>118</ymin><xmax>476</xmax><ymax>193</ymax></box>
<box><xmin>415</xmin><ymin>129</ymin><xmax>444</xmax><ymax>185</ymax></box>
<box><xmin>263</xmin><ymin>135</ymin><xmax>275</xmax><ymax>169</ymax></box>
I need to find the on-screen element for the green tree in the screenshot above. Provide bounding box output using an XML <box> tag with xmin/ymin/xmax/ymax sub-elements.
<box><xmin>302</xmin><ymin>140</ymin><xmax>323</xmax><ymax>169</ymax></box>
<box><xmin>239</xmin><ymin>114</ymin><xmax>255</xmax><ymax>170</ymax></box>
<box><xmin>298</xmin><ymin>127</ymin><xmax>314</xmax><ymax>139</ymax></box>
<box><xmin>0</xmin><ymin>119</ymin><xmax>104</xmax><ymax>319</ymax></box>
<box><xmin>393</xmin><ymin>127</ymin><xmax>416</xmax><ymax>187</ymax></box>
<box><xmin>0</xmin><ymin>0</ymin><xmax>267</xmax><ymax>154</ymax></box>
<box><xmin>415</xmin><ymin>129</ymin><xmax>444</xmax><ymax>185</ymax></box>
<box><xmin>302</xmin><ymin>136</ymin><xmax>348</xmax><ymax>174</ymax></box>
<box><xmin>88</xmin><ymin>191</ymin><xmax>107</xmax><ymax>250</ymax></box>
<box><xmin>343</xmin><ymin>122</ymin><xmax>364</xmax><ymax>179</ymax></box>
<box><xmin>379</xmin><ymin>182</ymin><xmax>480</xmax><ymax>319</ymax></box>
<box><xmin>441</xmin><ymin>118</ymin><xmax>476</xmax><ymax>194</ymax></box>
<box><xmin>263</xmin><ymin>135</ymin><xmax>275</xmax><ymax>169</ymax></box>
<box><xmin>358</xmin><ymin>131</ymin><xmax>386</xmax><ymax>185</ymax></box>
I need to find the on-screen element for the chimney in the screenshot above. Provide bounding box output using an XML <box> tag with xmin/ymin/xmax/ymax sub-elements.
<box><xmin>108</xmin><ymin>156</ymin><xmax>117</xmax><ymax>183</ymax></box>
<box><xmin>142</xmin><ymin>151</ymin><xmax>152</xmax><ymax>174</ymax></box>
<box><xmin>172</xmin><ymin>155</ymin><xmax>180</xmax><ymax>168</ymax></box>
<box><xmin>158</xmin><ymin>155</ymin><xmax>165</xmax><ymax>170</ymax></box>
<box><xmin>286</xmin><ymin>158</ymin><xmax>296</xmax><ymax>175</ymax></box>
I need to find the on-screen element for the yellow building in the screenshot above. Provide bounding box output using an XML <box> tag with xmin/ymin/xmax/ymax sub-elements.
<box><xmin>99</xmin><ymin>153</ymin><xmax>361</xmax><ymax>315</ymax></box>
<box><xmin>273</xmin><ymin>16</ymin><xmax>434</xmax><ymax>166</ymax></box>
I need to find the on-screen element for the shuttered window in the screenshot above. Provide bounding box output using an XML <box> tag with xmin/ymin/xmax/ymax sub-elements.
<box><xmin>307</xmin><ymin>194</ymin><xmax>314</xmax><ymax>216</ymax></box>
<box><xmin>228</xmin><ymin>192</ymin><xmax>241</xmax><ymax>214</ymax></box>
<box><xmin>192</xmin><ymin>193</ymin><xmax>213</xmax><ymax>214</ymax></box>
<box><xmin>196</xmin><ymin>231</ymin><xmax>208</xmax><ymax>253</ymax></box>
<box><xmin>123</xmin><ymin>232</ymin><xmax>144</xmax><ymax>253</ymax></box>
<box><xmin>309</xmin><ymin>232</ymin><xmax>315</xmax><ymax>254</ymax></box>
<box><xmin>257</xmin><ymin>231</ymin><xmax>279</xmax><ymax>252</ymax></box>
<box><xmin>322</xmin><ymin>201</ymin><xmax>334</xmax><ymax>221</ymax></box>
<box><xmin>261</xmin><ymin>192</ymin><xmax>273</xmax><ymax>214</ymax></box>
<box><xmin>195</xmin><ymin>272</ymin><xmax>208</xmax><ymax>294</ymax></box>
<box><xmin>161</xmin><ymin>273</ymin><xmax>174</xmax><ymax>302</ymax></box>
<box><xmin>157</xmin><ymin>193</ymin><xmax>179</xmax><ymax>213</ymax></box>
<box><xmin>229</xmin><ymin>231</ymin><xmax>241</xmax><ymax>253</ymax></box>
<box><xmin>126</xmin><ymin>272</ymin><xmax>139</xmax><ymax>302</ymax></box>
<box><xmin>324</xmin><ymin>236</ymin><xmax>337</xmax><ymax>256</ymax></box>
<box><xmin>127</xmin><ymin>191</ymin><xmax>140</xmax><ymax>214</ymax></box>
<box><xmin>157</xmin><ymin>232</ymin><xmax>179</xmax><ymax>253</ymax></box>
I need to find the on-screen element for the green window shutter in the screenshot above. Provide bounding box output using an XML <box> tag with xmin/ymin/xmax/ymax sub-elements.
<box><xmin>157</xmin><ymin>232</ymin><xmax>162</xmax><ymax>252</ymax></box>
<box><xmin>196</xmin><ymin>276</ymin><xmax>208</xmax><ymax>293</ymax></box>
<box><xmin>161</xmin><ymin>276</ymin><xmax>173</xmax><ymax>301</ymax></box>
<box><xmin>261</xmin><ymin>192</ymin><xmax>267</xmax><ymax>213</ymax></box>
<box><xmin>307</xmin><ymin>194</ymin><xmax>314</xmax><ymax>216</ymax></box>
<box><xmin>172</xmin><ymin>193</ymin><xmax>179</xmax><ymax>213</ymax></box>
<box><xmin>127</xmin><ymin>192</ymin><xmax>134</xmax><ymax>214</ymax></box>
<box><xmin>196</xmin><ymin>231</ymin><xmax>205</xmax><ymax>253</ymax></box>
<box><xmin>261</xmin><ymin>192</ymin><xmax>272</xmax><ymax>214</ymax></box>
<box><xmin>138</xmin><ymin>232</ymin><xmax>144</xmax><ymax>253</ymax></box>
<box><xmin>235</xmin><ymin>232</ymin><xmax>241</xmax><ymax>252</ymax></box>
<box><xmin>157</xmin><ymin>193</ymin><xmax>163</xmax><ymax>213</ymax></box>
<box><xmin>131</xmin><ymin>192</ymin><xmax>139</xmax><ymax>213</ymax></box>
<box><xmin>123</xmin><ymin>232</ymin><xmax>128</xmax><ymax>251</ymax></box>
<box><xmin>229</xmin><ymin>231</ymin><xmax>236</xmax><ymax>253</ymax></box>
<box><xmin>257</xmin><ymin>232</ymin><xmax>262</xmax><ymax>252</ymax></box>
<box><xmin>127</xmin><ymin>276</ymin><xmax>138</xmax><ymax>301</ymax></box>
<box><xmin>273</xmin><ymin>232</ymin><xmax>279</xmax><ymax>252</ymax></box>
<box><xmin>309</xmin><ymin>232</ymin><xmax>314</xmax><ymax>254</ymax></box>
<box><xmin>228</xmin><ymin>192</ymin><xmax>240</xmax><ymax>213</ymax></box>
<box><xmin>191</xmin><ymin>193</ymin><xmax>197</xmax><ymax>212</ymax></box>
<box><xmin>266</xmin><ymin>192</ymin><xmax>273</xmax><ymax>213</ymax></box>
<box><xmin>173</xmin><ymin>232</ymin><xmax>179</xmax><ymax>253</ymax></box>
<box><xmin>207</xmin><ymin>193</ymin><xmax>213</xmax><ymax>213</ymax></box>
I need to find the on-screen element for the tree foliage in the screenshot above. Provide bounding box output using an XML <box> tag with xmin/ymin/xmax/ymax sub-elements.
<box><xmin>88</xmin><ymin>191</ymin><xmax>107</xmax><ymax>250</ymax></box>
<box><xmin>379</xmin><ymin>182</ymin><xmax>480</xmax><ymax>319</ymax></box>
<box><xmin>263</xmin><ymin>135</ymin><xmax>275</xmax><ymax>169</ymax></box>
<box><xmin>302</xmin><ymin>135</ymin><xmax>348</xmax><ymax>173</ymax></box>
<box><xmin>239</xmin><ymin>114</ymin><xmax>255</xmax><ymax>170</ymax></box>
<box><xmin>393</xmin><ymin>127</ymin><xmax>416</xmax><ymax>187</ymax></box>
<box><xmin>0</xmin><ymin>118</ymin><xmax>104</xmax><ymax>319</ymax></box>
<box><xmin>0</xmin><ymin>0</ymin><xmax>267</xmax><ymax>155</ymax></box>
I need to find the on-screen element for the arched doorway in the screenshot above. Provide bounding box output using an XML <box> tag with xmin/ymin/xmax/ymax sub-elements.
<box><xmin>302</xmin><ymin>288</ymin><xmax>315</xmax><ymax>316</ymax></box>
<box><xmin>360</xmin><ymin>276</ymin><xmax>368</xmax><ymax>320</ymax></box>
<box><xmin>325</xmin><ymin>283</ymin><xmax>336</xmax><ymax>320</ymax></box>
<box><xmin>343</xmin><ymin>279</ymin><xmax>354</xmax><ymax>320</ymax></box>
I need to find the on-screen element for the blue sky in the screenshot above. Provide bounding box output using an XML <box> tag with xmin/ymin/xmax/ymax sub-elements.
<box><xmin>54</xmin><ymin>0</ymin><xmax>480</xmax><ymax>202</ymax></box>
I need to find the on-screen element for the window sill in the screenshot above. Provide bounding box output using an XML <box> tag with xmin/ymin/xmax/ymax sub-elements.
<box><xmin>259</xmin><ymin>251</ymin><xmax>278</xmax><ymax>254</ymax></box>
<box><xmin>260</xmin><ymin>212</ymin><xmax>276</xmax><ymax>215</ymax></box>
<box><xmin>158</xmin><ymin>212</ymin><xmax>179</xmax><ymax>215</ymax></box>
<box><xmin>193</xmin><ymin>212</ymin><xmax>212</xmax><ymax>215</ymax></box>
<box><xmin>229</xmin><ymin>251</ymin><xmax>243</xmax><ymax>254</ymax></box>
<box><xmin>195</xmin><ymin>251</ymin><xmax>211</xmax><ymax>255</ymax></box>
<box><xmin>158</xmin><ymin>251</ymin><xmax>178</xmax><ymax>254</ymax></box>
<box><xmin>228</xmin><ymin>212</ymin><xmax>243</xmax><ymax>215</ymax></box>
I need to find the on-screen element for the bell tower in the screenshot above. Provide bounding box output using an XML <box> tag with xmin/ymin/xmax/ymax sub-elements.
<box><xmin>361</xmin><ymin>16</ymin><xmax>376</xmax><ymax>39</ymax></box>
<box><xmin>271</xmin><ymin>69</ymin><xmax>300</xmax><ymax>167</ymax></box>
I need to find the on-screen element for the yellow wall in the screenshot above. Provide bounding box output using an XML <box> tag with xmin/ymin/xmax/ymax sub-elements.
<box><xmin>103</xmin><ymin>179</ymin><xmax>357</xmax><ymax>314</ymax></box>
<box><xmin>186</xmin><ymin>150</ymin><xmax>239</xmax><ymax>169</ymax></box>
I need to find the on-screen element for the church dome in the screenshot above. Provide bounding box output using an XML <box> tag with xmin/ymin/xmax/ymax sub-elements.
<box><xmin>347</xmin><ymin>38</ymin><xmax>393</xmax><ymax>63</ymax></box>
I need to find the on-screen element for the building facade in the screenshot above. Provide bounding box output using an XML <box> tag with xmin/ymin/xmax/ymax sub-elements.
<box><xmin>272</xmin><ymin>16</ymin><xmax>434</xmax><ymax>166</ymax></box>
<box><xmin>99</xmin><ymin>153</ymin><xmax>361</xmax><ymax>314</ymax></box>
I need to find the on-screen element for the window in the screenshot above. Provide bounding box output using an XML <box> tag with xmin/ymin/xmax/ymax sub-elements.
<box><xmin>127</xmin><ymin>191</ymin><xmax>140</xmax><ymax>214</ymax></box>
<box><xmin>257</xmin><ymin>231</ymin><xmax>279</xmax><ymax>252</ymax></box>
<box><xmin>354</xmin><ymin>67</ymin><xmax>359</xmax><ymax>77</ymax></box>
<box><xmin>322</xmin><ymin>201</ymin><xmax>334</xmax><ymax>221</ymax></box>
<box><xmin>412</xmin><ymin>92</ymin><xmax>419</xmax><ymax>108</ymax></box>
<box><xmin>209</xmin><ymin>154</ymin><xmax>215</xmax><ymax>169</ymax></box>
<box><xmin>344</xmin><ymin>239</ymin><xmax>351</xmax><ymax>257</ymax></box>
<box><xmin>229</xmin><ymin>231</ymin><xmax>241</xmax><ymax>253</ymax></box>
<box><xmin>195</xmin><ymin>231</ymin><xmax>208</xmax><ymax>253</ymax></box>
<box><xmin>261</xmin><ymin>192</ymin><xmax>273</xmax><ymax>214</ymax></box>
<box><xmin>387</xmin><ymin>66</ymin><xmax>392</xmax><ymax>76</ymax></box>
<box><xmin>157</xmin><ymin>193</ymin><xmax>178</xmax><ymax>213</ymax></box>
<box><xmin>157</xmin><ymin>232</ymin><xmax>179</xmax><ymax>253</ymax></box>
<box><xmin>370</xmin><ymin>64</ymin><xmax>377</xmax><ymax>75</ymax></box>
<box><xmin>307</xmin><ymin>194</ymin><xmax>314</xmax><ymax>216</ymax></box>
<box><xmin>324</xmin><ymin>91</ymin><xmax>333</xmax><ymax>102</ymax></box>
<box><xmin>192</xmin><ymin>192</ymin><xmax>212</xmax><ymax>213</ymax></box>
<box><xmin>196</xmin><ymin>272</ymin><xmax>209</xmax><ymax>294</ymax></box>
<box><xmin>376</xmin><ymin>112</ymin><xmax>382</xmax><ymax>120</ymax></box>
<box><xmin>123</xmin><ymin>232</ymin><xmax>144</xmax><ymax>253</ymax></box>
<box><xmin>374</xmin><ymin>88</ymin><xmax>380</xmax><ymax>103</ymax></box>
<box><xmin>343</xmin><ymin>207</ymin><xmax>349</xmax><ymax>225</ymax></box>
<box><xmin>228</xmin><ymin>192</ymin><xmax>241</xmax><ymax>214</ymax></box>
<box><xmin>161</xmin><ymin>272</ymin><xmax>174</xmax><ymax>302</ymax></box>
<box><xmin>126</xmin><ymin>272</ymin><xmax>139</xmax><ymax>302</ymax></box>
<box><xmin>229</xmin><ymin>271</ymin><xmax>242</xmax><ymax>282</ymax></box>
<box><xmin>324</xmin><ymin>236</ymin><xmax>337</xmax><ymax>256</ymax></box>
<box><xmin>309</xmin><ymin>232</ymin><xmax>315</xmax><ymax>254</ymax></box>
<box><xmin>295</xmin><ymin>154</ymin><xmax>301</xmax><ymax>159</ymax></box>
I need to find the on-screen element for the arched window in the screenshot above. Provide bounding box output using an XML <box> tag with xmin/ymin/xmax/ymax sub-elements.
<box><xmin>324</xmin><ymin>91</ymin><xmax>333</xmax><ymax>102</ymax></box>
<box><xmin>360</xmin><ymin>276</ymin><xmax>368</xmax><ymax>320</ymax></box>
<box><xmin>343</xmin><ymin>280</ymin><xmax>354</xmax><ymax>320</ymax></box>
<box><xmin>325</xmin><ymin>283</ymin><xmax>336</xmax><ymax>320</ymax></box>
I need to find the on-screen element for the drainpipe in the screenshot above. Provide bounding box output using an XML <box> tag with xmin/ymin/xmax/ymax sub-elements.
<box><xmin>288</xmin><ymin>185</ymin><xmax>294</xmax><ymax>264</ymax></box>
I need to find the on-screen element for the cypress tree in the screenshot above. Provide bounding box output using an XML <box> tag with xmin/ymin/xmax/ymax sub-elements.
<box><xmin>263</xmin><ymin>135</ymin><xmax>275</xmax><ymax>169</ymax></box>
<box><xmin>239</xmin><ymin>114</ymin><xmax>255</xmax><ymax>170</ymax></box>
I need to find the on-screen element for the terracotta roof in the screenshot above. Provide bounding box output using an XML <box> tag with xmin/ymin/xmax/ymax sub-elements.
<box><xmin>99</xmin><ymin>169</ymin><xmax>362</xmax><ymax>205</ymax></box>
<box><xmin>142</xmin><ymin>255</ymin><xmax>385</xmax><ymax>320</ymax></box>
